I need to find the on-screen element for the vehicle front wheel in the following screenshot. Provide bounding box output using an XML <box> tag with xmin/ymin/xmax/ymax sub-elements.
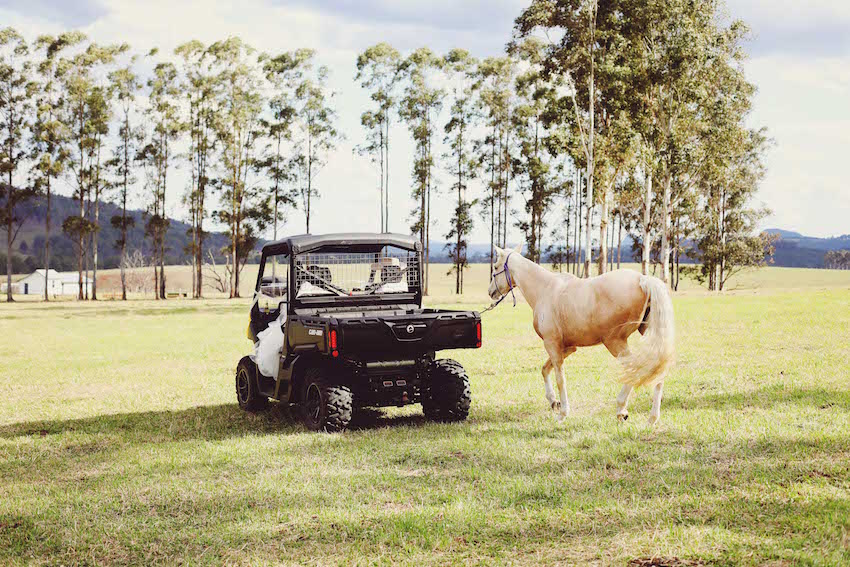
<box><xmin>422</xmin><ymin>359</ymin><xmax>471</xmax><ymax>422</ymax></box>
<box><xmin>236</xmin><ymin>356</ymin><xmax>269</xmax><ymax>412</ymax></box>
<box><xmin>297</xmin><ymin>368</ymin><xmax>353</xmax><ymax>432</ymax></box>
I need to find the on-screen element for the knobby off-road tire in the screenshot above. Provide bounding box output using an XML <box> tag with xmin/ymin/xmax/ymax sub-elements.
<box><xmin>422</xmin><ymin>359</ymin><xmax>471</xmax><ymax>422</ymax></box>
<box><xmin>298</xmin><ymin>367</ymin><xmax>353</xmax><ymax>432</ymax></box>
<box><xmin>236</xmin><ymin>356</ymin><xmax>270</xmax><ymax>412</ymax></box>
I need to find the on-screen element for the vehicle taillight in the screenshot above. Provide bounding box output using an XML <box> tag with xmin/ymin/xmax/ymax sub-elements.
<box><xmin>475</xmin><ymin>321</ymin><xmax>482</xmax><ymax>348</ymax></box>
<box><xmin>330</xmin><ymin>329</ymin><xmax>339</xmax><ymax>357</ymax></box>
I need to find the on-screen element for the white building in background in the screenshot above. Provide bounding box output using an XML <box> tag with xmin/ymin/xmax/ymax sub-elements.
<box><xmin>1</xmin><ymin>269</ymin><xmax>92</xmax><ymax>297</ymax></box>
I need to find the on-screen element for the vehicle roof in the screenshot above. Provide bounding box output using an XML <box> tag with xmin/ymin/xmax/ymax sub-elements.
<box><xmin>262</xmin><ymin>232</ymin><xmax>422</xmax><ymax>256</ymax></box>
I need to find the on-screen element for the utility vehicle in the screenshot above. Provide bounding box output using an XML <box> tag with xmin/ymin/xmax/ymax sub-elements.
<box><xmin>235</xmin><ymin>233</ymin><xmax>482</xmax><ymax>432</ymax></box>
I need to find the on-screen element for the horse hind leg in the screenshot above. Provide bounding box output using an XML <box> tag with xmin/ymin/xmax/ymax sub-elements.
<box><xmin>605</xmin><ymin>338</ymin><xmax>633</xmax><ymax>422</ymax></box>
<box><xmin>615</xmin><ymin>384</ymin><xmax>633</xmax><ymax>422</ymax></box>
<box><xmin>541</xmin><ymin>359</ymin><xmax>558</xmax><ymax>410</ymax></box>
<box><xmin>648</xmin><ymin>381</ymin><xmax>664</xmax><ymax>426</ymax></box>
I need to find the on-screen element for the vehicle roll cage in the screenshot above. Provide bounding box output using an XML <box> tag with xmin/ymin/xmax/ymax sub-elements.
<box><xmin>255</xmin><ymin>233</ymin><xmax>423</xmax><ymax>311</ymax></box>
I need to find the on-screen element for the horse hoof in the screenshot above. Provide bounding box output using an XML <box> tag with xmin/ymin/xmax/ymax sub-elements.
<box><xmin>550</xmin><ymin>401</ymin><xmax>561</xmax><ymax>411</ymax></box>
<box><xmin>556</xmin><ymin>413</ymin><xmax>568</xmax><ymax>424</ymax></box>
<box><xmin>617</xmin><ymin>412</ymin><xmax>629</xmax><ymax>422</ymax></box>
<box><xmin>647</xmin><ymin>415</ymin><xmax>659</xmax><ymax>426</ymax></box>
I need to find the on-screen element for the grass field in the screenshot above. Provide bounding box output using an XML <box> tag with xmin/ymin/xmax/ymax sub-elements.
<box><xmin>1</xmin><ymin>266</ymin><xmax>849</xmax><ymax>565</ymax></box>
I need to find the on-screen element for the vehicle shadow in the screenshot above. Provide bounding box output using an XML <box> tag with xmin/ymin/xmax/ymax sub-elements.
<box><xmin>0</xmin><ymin>402</ymin><xmax>428</xmax><ymax>442</ymax></box>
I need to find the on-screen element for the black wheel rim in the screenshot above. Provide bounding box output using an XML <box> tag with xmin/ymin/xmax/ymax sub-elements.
<box><xmin>305</xmin><ymin>383</ymin><xmax>322</xmax><ymax>423</ymax></box>
<box><xmin>237</xmin><ymin>369</ymin><xmax>250</xmax><ymax>404</ymax></box>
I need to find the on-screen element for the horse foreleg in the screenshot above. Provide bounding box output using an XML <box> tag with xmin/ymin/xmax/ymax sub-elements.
<box><xmin>541</xmin><ymin>359</ymin><xmax>558</xmax><ymax>410</ymax></box>
<box><xmin>545</xmin><ymin>343</ymin><xmax>575</xmax><ymax>423</ymax></box>
<box><xmin>648</xmin><ymin>381</ymin><xmax>664</xmax><ymax>426</ymax></box>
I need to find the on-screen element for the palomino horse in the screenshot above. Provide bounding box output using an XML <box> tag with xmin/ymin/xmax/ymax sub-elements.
<box><xmin>488</xmin><ymin>245</ymin><xmax>675</xmax><ymax>425</ymax></box>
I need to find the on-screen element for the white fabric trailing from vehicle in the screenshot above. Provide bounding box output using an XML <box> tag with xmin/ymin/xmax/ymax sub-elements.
<box><xmin>251</xmin><ymin>311</ymin><xmax>286</xmax><ymax>378</ymax></box>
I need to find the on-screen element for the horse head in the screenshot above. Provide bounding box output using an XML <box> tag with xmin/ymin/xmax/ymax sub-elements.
<box><xmin>488</xmin><ymin>243</ymin><xmax>523</xmax><ymax>300</ymax></box>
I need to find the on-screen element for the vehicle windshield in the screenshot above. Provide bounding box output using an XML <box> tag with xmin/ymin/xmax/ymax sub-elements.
<box><xmin>293</xmin><ymin>247</ymin><xmax>420</xmax><ymax>299</ymax></box>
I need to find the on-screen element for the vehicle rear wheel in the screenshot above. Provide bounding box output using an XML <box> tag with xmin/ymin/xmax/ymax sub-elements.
<box><xmin>236</xmin><ymin>356</ymin><xmax>269</xmax><ymax>412</ymax></box>
<box><xmin>422</xmin><ymin>359</ymin><xmax>471</xmax><ymax>422</ymax></box>
<box><xmin>297</xmin><ymin>368</ymin><xmax>352</xmax><ymax>432</ymax></box>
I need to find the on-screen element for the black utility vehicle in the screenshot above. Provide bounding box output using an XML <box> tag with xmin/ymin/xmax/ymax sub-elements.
<box><xmin>236</xmin><ymin>233</ymin><xmax>482</xmax><ymax>432</ymax></box>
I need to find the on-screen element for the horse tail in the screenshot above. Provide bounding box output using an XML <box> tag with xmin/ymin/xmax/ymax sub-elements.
<box><xmin>619</xmin><ymin>275</ymin><xmax>675</xmax><ymax>388</ymax></box>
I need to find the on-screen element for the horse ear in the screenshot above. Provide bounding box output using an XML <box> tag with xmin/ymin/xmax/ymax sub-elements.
<box><xmin>513</xmin><ymin>242</ymin><xmax>523</xmax><ymax>254</ymax></box>
<box><xmin>494</xmin><ymin>245</ymin><xmax>504</xmax><ymax>257</ymax></box>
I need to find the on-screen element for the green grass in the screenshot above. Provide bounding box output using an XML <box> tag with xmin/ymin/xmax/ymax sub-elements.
<box><xmin>1</xmin><ymin>267</ymin><xmax>849</xmax><ymax>565</ymax></box>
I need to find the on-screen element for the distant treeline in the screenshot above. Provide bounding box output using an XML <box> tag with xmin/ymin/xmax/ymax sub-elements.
<box><xmin>0</xmin><ymin>193</ymin><xmax>231</xmax><ymax>276</ymax></box>
<box><xmin>1</xmin><ymin>1</ymin><xmax>782</xmax><ymax>302</ymax></box>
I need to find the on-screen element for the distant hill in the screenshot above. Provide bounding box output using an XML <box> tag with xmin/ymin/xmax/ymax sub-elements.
<box><xmin>5</xmin><ymin>197</ymin><xmax>845</xmax><ymax>275</ymax></box>
<box><xmin>763</xmin><ymin>228</ymin><xmax>850</xmax><ymax>268</ymax></box>
<box><xmin>430</xmin><ymin>229</ymin><xmax>850</xmax><ymax>268</ymax></box>
<box><xmin>2</xmin><ymin>194</ymin><xmax>231</xmax><ymax>275</ymax></box>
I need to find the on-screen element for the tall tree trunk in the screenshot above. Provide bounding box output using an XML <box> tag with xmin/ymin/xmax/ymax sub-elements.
<box><xmin>379</xmin><ymin>124</ymin><xmax>384</xmax><ymax>232</ymax></box>
<box><xmin>661</xmin><ymin>171</ymin><xmax>671</xmax><ymax>284</ymax></box>
<box><xmin>44</xmin><ymin>176</ymin><xmax>51</xmax><ymax>301</ymax></box>
<box><xmin>584</xmin><ymin>7</ymin><xmax>596</xmax><ymax>279</ymax></box>
<box><xmin>503</xmin><ymin>127</ymin><xmax>509</xmax><ymax>248</ymax></box>
<box><xmin>78</xmin><ymin>187</ymin><xmax>84</xmax><ymax>300</ymax></box>
<box><xmin>489</xmin><ymin>129</ymin><xmax>496</xmax><ymax>270</ymax></box>
<box><xmin>496</xmin><ymin>128</ymin><xmax>503</xmax><ymax>248</ymax></box>
<box><xmin>385</xmin><ymin>118</ymin><xmax>390</xmax><ymax>232</ymax></box>
<box><xmin>456</xmin><ymin>126</ymin><xmax>462</xmax><ymax>294</ymax></box>
<box><xmin>5</xmin><ymin>207</ymin><xmax>12</xmax><ymax>303</ymax></box>
<box><xmin>306</xmin><ymin>134</ymin><xmax>312</xmax><ymax>234</ymax></box>
<box><xmin>197</xmin><ymin>163</ymin><xmax>205</xmax><ymax>299</ymax></box>
<box><xmin>720</xmin><ymin>194</ymin><xmax>726</xmax><ymax>289</ymax></box>
<box><xmin>642</xmin><ymin>164</ymin><xmax>652</xmax><ymax>275</ymax></box>
<box><xmin>617</xmin><ymin>215</ymin><xmax>622</xmax><ymax>270</ymax></box>
<box><xmin>424</xmin><ymin>117</ymin><xmax>431</xmax><ymax>296</ymax></box>
<box><xmin>92</xmin><ymin>140</ymin><xmax>101</xmax><ymax>301</ymax></box>
<box><xmin>598</xmin><ymin>186</ymin><xmax>608</xmax><ymax>274</ymax></box>
<box><xmin>575</xmin><ymin>170</ymin><xmax>582</xmax><ymax>275</ymax></box>
<box><xmin>120</xmin><ymin>123</ymin><xmax>128</xmax><ymax>301</ymax></box>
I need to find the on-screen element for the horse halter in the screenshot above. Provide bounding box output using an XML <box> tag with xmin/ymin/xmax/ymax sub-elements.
<box><xmin>488</xmin><ymin>252</ymin><xmax>517</xmax><ymax>310</ymax></box>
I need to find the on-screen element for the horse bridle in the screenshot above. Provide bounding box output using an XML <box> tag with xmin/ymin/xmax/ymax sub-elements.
<box><xmin>483</xmin><ymin>252</ymin><xmax>517</xmax><ymax>313</ymax></box>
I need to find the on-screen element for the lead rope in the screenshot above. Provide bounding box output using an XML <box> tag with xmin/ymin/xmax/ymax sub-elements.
<box><xmin>479</xmin><ymin>253</ymin><xmax>517</xmax><ymax>315</ymax></box>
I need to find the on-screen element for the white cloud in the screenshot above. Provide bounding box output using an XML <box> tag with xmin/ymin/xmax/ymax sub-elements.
<box><xmin>746</xmin><ymin>53</ymin><xmax>850</xmax><ymax>237</ymax></box>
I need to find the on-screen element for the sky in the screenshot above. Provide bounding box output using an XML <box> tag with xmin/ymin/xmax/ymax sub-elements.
<box><xmin>1</xmin><ymin>0</ymin><xmax>848</xmax><ymax>242</ymax></box>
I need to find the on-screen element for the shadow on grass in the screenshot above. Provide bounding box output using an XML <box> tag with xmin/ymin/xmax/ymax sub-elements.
<box><xmin>0</xmin><ymin>402</ymin><xmax>429</xmax><ymax>442</ymax></box>
<box><xmin>664</xmin><ymin>383</ymin><xmax>850</xmax><ymax>412</ymax></box>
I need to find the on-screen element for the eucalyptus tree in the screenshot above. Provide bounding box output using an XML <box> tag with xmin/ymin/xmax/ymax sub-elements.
<box><xmin>176</xmin><ymin>40</ymin><xmax>217</xmax><ymax>298</ymax></box>
<box><xmin>31</xmin><ymin>32</ymin><xmax>83</xmax><ymax>300</ymax></box>
<box><xmin>516</xmin><ymin>0</ymin><xmax>639</xmax><ymax>277</ymax></box>
<box><xmin>474</xmin><ymin>56</ymin><xmax>514</xmax><ymax>267</ymax></box>
<box><xmin>442</xmin><ymin>48</ymin><xmax>479</xmax><ymax>293</ymax></box>
<box><xmin>510</xmin><ymin>37</ymin><xmax>559</xmax><ymax>264</ymax></box>
<box><xmin>685</xmin><ymin>21</ymin><xmax>770</xmax><ymax>291</ymax></box>
<box><xmin>141</xmin><ymin>54</ymin><xmax>181</xmax><ymax>299</ymax></box>
<box><xmin>399</xmin><ymin>48</ymin><xmax>444</xmax><ymax>294</ymax></box>
<box><xmin>57</xmin><ymin>40</ymin><xmax>126</xmax><ymax>299</ymax></box>
<box><xmin>87</xmin><ymin>83</ymin><xmax>112</xmax><ymax>300</ymax></box>
<box><xmin>516</xmin><ymin>0</ymin><xmax>599</xmax><ymax>277</ymax></box>
<box><xmin>261</xmin><ymin>48</ymin><xmax>309</xmax><ymax>249</ymax></box>
<box><xmin>107</xmin><ymin>59</ymin><xmax>140</xmax><ymax>300</ymax></box>
<box><xmin>292</xmin><ymin>54</ymin><xmax>339</xmax><ymax>236</ymax></box>
<box><xmin>0</xmin><ymin>28</ymin><xmax>37</xmax><ymax>301</ymax></box>
<box><xmin>355</xmin><ymin>43</ymin><xmax>401</xmax><ymax>232</ymax></box>
<box><xmin>623</xmin><ymin>0</ymin><xmax>721</xmax><ymax>282</ymax></box>
<box><xmin>208</xmin><ymin>37</ymin><xmax>265</xmax><ymax>298</ymax></box>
